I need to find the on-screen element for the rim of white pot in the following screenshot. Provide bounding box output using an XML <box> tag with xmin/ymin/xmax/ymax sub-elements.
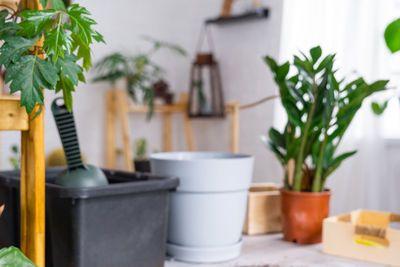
<box><xmin>150</xmin><ymin>151</ymin><xmax>253</xmax><ymax>161</ymax></box>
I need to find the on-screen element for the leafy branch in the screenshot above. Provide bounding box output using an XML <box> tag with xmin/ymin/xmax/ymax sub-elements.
<box><xmin>0</xmin><ymin>0</ymin><xmax>104</xmax><ymax>114</ymax></box>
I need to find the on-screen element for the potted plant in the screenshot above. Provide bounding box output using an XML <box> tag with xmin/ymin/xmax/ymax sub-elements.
<box><xmin>93</xmin><ymin>37</ymin><xmax>186</xmax><ymax>116</ymax></box>
<box><xmin>133</xmin><ymin>138</ymin><xmax>154</xmax><ymax>172</ymax></box>
<box><xmin>263</xmin><ymin>46</ymin><xmax>389</xmax><ymax>244</ymax></box>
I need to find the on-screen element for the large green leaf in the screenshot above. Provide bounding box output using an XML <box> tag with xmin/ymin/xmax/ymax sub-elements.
<box><xmin>269</xmin><ymin>127</ymin><xmax>286</xmax><ymax>148</ymax></box>
<box><xmin>310</xmin><ymin>46</ymin><xmax>322</xmax><ymax>63</ymax></box>
<box><xmin>324</xmin><ymin>151</ymin><xmax>357</xmax><ymax>178</ymax></box>
<box><xmin>0</xmin><ymin>246</ymin><xmax>37</xmax><ymax>267</ymax></box>
<box><xmin>44</xmin><ymin>14</ymin><xmax>73</xmax><ymax>62</ymax></box>
<box><xmin>5</xmin><ymin>55</ymin><xmax>59</xmax><ymax>113</ymax></box>
<box><xmin>0</xmin><ymin>37</ymin><xmax>35</xmax><ymax>68</ymax></box>
<box><xmin>18</xmin><ymin>10</ymin><xmax>56</xmax><ymax>37</ymax></box>
<box><xmin>385</xmin><ymin>18</ymin><xmax>400</xmax><ymax>53</ymax></box>
<box><xmin>55</xmin><ymin>54</ymin><xmax>82</xmax><ymax>85</ymax></box>
<box><xmin>0</xmin><ymin>10</ymin><xmax>20</xmax><ymax>40</ymax></box>
<box><xmin>71</xmin><ymin>34</ymin><xmax>92</xmax><ymax>71</ymax></box>
<box><xmin>51</xmin><ymin>0</ymin><xmax>66</xmax><ymax>10</ymax></box>
<box><xmin>66</xmin><ymin>4</ymin><xmax>96</xmax><ymax>45</ymax></box>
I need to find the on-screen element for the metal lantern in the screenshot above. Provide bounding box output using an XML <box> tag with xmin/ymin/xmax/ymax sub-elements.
<box><xmin>188</xmin><ymin>53</ymin><xmax>225</xmax><ymax>118</ymax></box>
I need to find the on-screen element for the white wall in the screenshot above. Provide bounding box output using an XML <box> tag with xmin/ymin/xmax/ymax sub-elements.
<box><xmin>1</xmin><ymin>0</ymin><xmax>284</xmax><ymax>183</ymax></box>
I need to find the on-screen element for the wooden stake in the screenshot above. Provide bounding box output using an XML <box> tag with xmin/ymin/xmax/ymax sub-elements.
<box><xmin>105</xmin><ymin>90</ymin><xmax>117</xmax><ymax>169</ymax></box>
<box><xmin>116</xmin><ymin>90</ymin><xmax>134</xmax><ymax>171</ymax></box>
<box><xmin>20</xmin><ymin>108</ymin><xmax>45</xmax><ymax>267</ymax></box>
<box><xmin>180</xmin><ymin>93</ymin><xmax>195</xmax><ymax>151</ymax></box>
<box><xmin>162</xmin><ymin>112</ymin><xmax>173</xmax><ymax>152</ymax></box>
<box><xmin>229</xmin><ymin>100</ymin><xmax>240</xmax><ymax>153</ymax></box>
<box><xmin>19</xmin><ymin>1</ymin><xmax>45</xmax><ymax>266</ymax></box>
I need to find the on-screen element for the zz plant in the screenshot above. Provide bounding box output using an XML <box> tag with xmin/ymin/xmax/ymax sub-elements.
<box><xmin>264</xmin><ymin>46</ymin><xmax>389</xmax><ymax>192</ymax></box>
<box><xmin>0</xmin><ymin>0</ymin><xmax>104</xmax><ymax>114</ymax></box>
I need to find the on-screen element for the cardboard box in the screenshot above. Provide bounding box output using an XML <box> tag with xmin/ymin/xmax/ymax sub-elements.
<box><xmin>243</xmin><ymin>183</ymin><xmax>282</xmax><ymax>235</ymax></box>
<box><xmin>323</xmin><ymin>210</ymin><xmax>400</xmax><ymax>266</ymax></box>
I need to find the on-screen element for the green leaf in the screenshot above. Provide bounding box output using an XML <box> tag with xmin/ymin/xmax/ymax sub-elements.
<box><xmin>276</xmin><ymin>62</ymin><xmax>290</xmax><ymax>82</ymax></box>
<box><xmin>18</xmin><ymin>10</ymin><xmax>56</xmax><ymax>37</ymax></box>
<box><xmin>0</xmin><ymin>11</ymin><xmax>20</xmax><ymax>40</ymax></box>
<box><xmin>316</xmin><ymin>54</ymin><xmax>335</xmax><ymax>73</ymax></box>
<box><xmin>324</xmin><ymin>151</ymin><xmax>357</xmax><ymax>178</ymax></box>
<box><xmin>0</xmin><ymin>246</ymin><xmax>37</xmax><ymax>267</ymax></box>
<box><xmin>5</xmin><ymin>55</ymin><xmax>58</xmax><ymax>113</ymax></box>
<box><xmin>385</xmin><ymin>18</ymin><xmax>400</xmax><ymax>53</ymax></box>
<box><xmin>0</xmin><ymin>37</ymin><xmax>36</xmax><ymax>68</ymax></box>
<box><xmin>269</xmin><ymin>127</ymin><xmax>286</xmax><ymax>148</ymax></box>
<box><xmin>39</xmin><ymin>0</ymin><xmax>48</xmax><ymax>8</ymax></box>
<box><xmin>51</xmin><ymin>0</ymin><xmax>66</xmax><ymax>10</ymax></box>
<box><xmin>71</xmin><ymin>34</ymin><xmax>92</xmax><ymax>71</ymax></box>
<box><xmin>310</xmin><ymin>46</ymin><xmax>322</xmax><ymax>63</ymax></box>
<box><xmin>92</xmin><ymin>31</ymin><xmax>105</xmax><ymax>43</ymax></box>
<box><xmin>55</xmin><ymin>54</ymin><xmax>82</xmax><ymax>85</ymax></box>
<box><xmin>44</xmin><ymin>16</ymin><xmax>73</xmax><ymax>62</ymax></box>
<box><xmin>264</xmin><ymin>56</ymin><xmax>278</xmax><ymax>72</ymax></box>
<box><xmin>61</xmin><ymin>76</ymin><xmax>74</xmax><ymax>111</ymax></box>
<box><xmin>66</xmin><ymin>4</ymin><xmax>96</xmax><ymax>45</ymax></box>
<box><xmin>371</xmin><ymin>101</ymin><xmax>389</xmax><ymax>115</ymax></box>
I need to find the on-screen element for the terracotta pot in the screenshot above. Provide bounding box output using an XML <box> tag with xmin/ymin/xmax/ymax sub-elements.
<box><xmin>281</xmin><ymin>189</ymin><xmax>331</xmax><ymax>244</ymax></box>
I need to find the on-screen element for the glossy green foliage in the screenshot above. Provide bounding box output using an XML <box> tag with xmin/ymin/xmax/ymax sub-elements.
<box><xmin>0</xmin><ymin>0</ymin><xmax>104</xmax><ymax>114</ymax></box>
<box><xmin>264</xmin><ymin>46</ymin><xmax>389</xmax><ymax>192</ymax></box>
<box><xmin>0</xmin><ymin>246</ymin><xmax>37</xmax><ymax>267</ymax></box>
<box><xmin>93</xmin><ymin>37</ymin><xmax>186</xmax><ymax>118</ymax></box>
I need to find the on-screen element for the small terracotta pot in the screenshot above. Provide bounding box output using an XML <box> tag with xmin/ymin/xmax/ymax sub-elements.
<box><xmin>280</xmin><ymin>189</ymin><xmax>331</xmax><ymax>244</ymax></box>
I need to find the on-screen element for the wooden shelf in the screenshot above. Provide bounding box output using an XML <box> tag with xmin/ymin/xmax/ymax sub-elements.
<box><xmin>205</xmin><ymin>8</ymin><xmax>269</xmax><ymax>25</ymax></box>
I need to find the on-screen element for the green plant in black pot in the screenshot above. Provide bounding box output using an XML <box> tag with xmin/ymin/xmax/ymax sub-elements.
<box><xmin>93</xmin><ymin>37</ymin><xmax>186</xmax><ymax>117</ymax></box>
<box><xmin>263</xmin><ymin>46</ymin><xmax>389</xmax><ymax>244</ymax></box>
<box><xmin>133</xmin><ymin>138</ymin><xmax>152</xmax><ymax>172</ymax></box>
<box><xmin>0</xmin><ymin>0</ymin><xmax>104</xmax><ymax>114</ymax></box>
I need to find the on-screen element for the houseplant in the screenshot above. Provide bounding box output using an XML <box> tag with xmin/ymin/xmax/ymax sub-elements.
<box><xmin>151</xmin><ymin>152</ymin><xmax>254</xmax><ymax>263</ymax></box>
<box><xmin>93</xmin><ymin>37</ymin><xmax>186</xmax><ymax>117</ymax></box>
<box><xmin>0</xmin><ymin>0</ymin><xmax>104</xmax><ymax>114</ymax></box>
<box><xmin>264</xmin><ymin>46</ymin><xmax>389</xmax><ymax>244</ymax></box>
<box><xmin>133</xmin><ymin>138</ymin><xmax>151</xmax><ymax>172</ymax></box>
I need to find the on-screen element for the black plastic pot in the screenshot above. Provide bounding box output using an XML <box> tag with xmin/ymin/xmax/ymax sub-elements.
<box><xmin>0</xmin><ymin>168</ymin><xmax>178</xmax><ymax>267</ymax></box>
<box><xmin>134</xmin><ymin>159</ymin><xmax>151</xmax><ymax>172</ymax></box>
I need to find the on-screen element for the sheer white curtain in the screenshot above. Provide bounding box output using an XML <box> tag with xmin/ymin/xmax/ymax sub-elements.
<box><xmin>278</xmin><ymin>0</ymin><xmax>400</xmax><ymax>214</ymax></box>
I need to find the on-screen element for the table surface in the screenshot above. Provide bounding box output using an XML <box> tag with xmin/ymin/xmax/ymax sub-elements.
<box><xmin>165</xmin><ymin>234</ymin><xmax>386</xmax><ymax>267</ymax></box>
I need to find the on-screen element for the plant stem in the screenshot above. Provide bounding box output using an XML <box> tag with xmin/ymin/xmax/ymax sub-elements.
<box><xmin>293</xmin><ymin>77</ymin><xmax>318</xmax><ymax>191</ymax></box>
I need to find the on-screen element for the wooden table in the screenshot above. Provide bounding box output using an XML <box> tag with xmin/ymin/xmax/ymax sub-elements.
<box><xmin>165</xmin><ymin>234</ymin><xmax>385</xmax><ymax>267</ymax></box>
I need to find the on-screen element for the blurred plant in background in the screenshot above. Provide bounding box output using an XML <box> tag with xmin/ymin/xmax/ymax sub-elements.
<box><xmin>93</xmin><ymin>37</ymin><xmax>186</xmax><ymax>118</ymax></box>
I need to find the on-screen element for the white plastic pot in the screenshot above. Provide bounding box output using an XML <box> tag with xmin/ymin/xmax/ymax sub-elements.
<box><xmin>150</xmin><ymin>152</ymin><xmax>254</xmax><ymax>263</ymax></box>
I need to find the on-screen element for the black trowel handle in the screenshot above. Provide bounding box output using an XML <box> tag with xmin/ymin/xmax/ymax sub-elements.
<box><xmin>51</xmin><ymin>98</ymin><xmax>84</xmax><ymax>170</ymax></box>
